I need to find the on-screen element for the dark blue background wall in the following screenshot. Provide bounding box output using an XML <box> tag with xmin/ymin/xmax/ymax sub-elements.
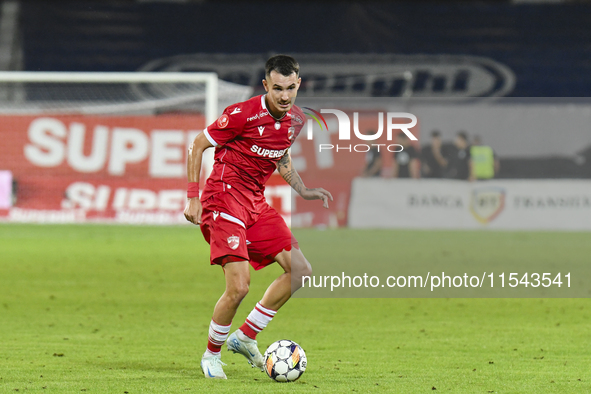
<box><xmin>20</xmin><ymin>2</ymin><xmax>591</xmax><ymax>96</ymax></box>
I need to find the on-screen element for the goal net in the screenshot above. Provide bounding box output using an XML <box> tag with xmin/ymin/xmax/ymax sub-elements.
<box><xmin>0</xmin><ymin>71</ymin><xmax>254</xmax><ymax>118</ymax></box>
<box><xmin>0</xmin><ymin>72</ymin><xmax>252</xmax><ymax>224</ymax></box>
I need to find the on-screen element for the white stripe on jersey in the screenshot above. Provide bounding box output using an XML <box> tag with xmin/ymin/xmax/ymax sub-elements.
<box><xmin>203</xmin><ymin>128</ymin><xmax>218</xmax><ymax>147</ymax></box>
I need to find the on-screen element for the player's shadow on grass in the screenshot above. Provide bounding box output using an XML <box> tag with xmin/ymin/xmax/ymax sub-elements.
<box><xmin>93</xmin><ymin>360</ymin><xmax>193</xmax><ymax>375</ymax></box>
<box><xmin>93</xmin><ymin>359</ymin><xmax>274</xmax><ymax>382</ymax></box>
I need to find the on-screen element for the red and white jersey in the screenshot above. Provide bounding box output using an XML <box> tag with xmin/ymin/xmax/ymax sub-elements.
<box><xmin>200</xmin><ymin>94</ymin><xmax>305</xmax><ymax>212</ymax></box>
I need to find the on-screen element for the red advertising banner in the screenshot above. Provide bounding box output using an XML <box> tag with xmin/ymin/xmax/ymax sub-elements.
<box><xmin>0</xmin><ymin>115</ymin><xmax>204</xmax><ymax>223</ymax></box>
<box><xmin>0</xmin><ymin>112</ymin><xmax>419</xmax><ymax>226</ymax></box>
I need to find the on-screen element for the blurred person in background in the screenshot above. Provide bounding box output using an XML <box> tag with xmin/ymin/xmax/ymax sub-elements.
<box><xmin>576</xmin><ymin>143</ymin><xmax>591</xmax><ymax>177</ymax></box>
<box><xmin>449</xmin><ymin>131</ymin><xmax>472</xmax><ymax>180</ymax></box>
<box><xmin>361</xmin><ymin>130</ymin><xmax>383</xmax><ymax>177</ymax></box>
<box><xmin>421</xmin><ymin>130</ymin><xmax>448</xmax><ymax>178</ymax></box>
<box><xmin>392</xmin><ymin>133</ymin><xmax>420</xmax><ymax>179</ymax></box>
<box><xmin>470</xmin><ymin>135</ymin><xmax>499</xmax><ymax>180</ymax></box>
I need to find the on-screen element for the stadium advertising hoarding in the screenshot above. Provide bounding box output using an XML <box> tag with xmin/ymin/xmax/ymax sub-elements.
<box><xmin>349</xmin><ymin>178</ymin><xmax>591</xmax><ymax>231</ymax></box>
<box><xmin>139</xmin><ymin>54</ymin><xmax>516</xmax><ymax>99</ymax></box>
<box><xmin>0</xmin><ymin>115</ymin><xmax>204</xmax><ymax>224</ymax></box>
<box><xmin>0</xmin><ymin>114</ymin><xmax>359</xmax><ymax>226</ymax></box>
<box><xmin>3</xmin><ymin>98</ymin><xmax>591</xmax><ymax>227</ymax></box>
<box><xmin>2</xmin><ymin>98</ymin><xmax>591</xmax><ymax>227</ymax></box>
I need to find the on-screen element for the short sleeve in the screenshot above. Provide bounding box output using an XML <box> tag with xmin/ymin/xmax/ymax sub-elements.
<box><xmin>289</xmin><ymin>107</ymin><xmax>306</xmax><ymax>142</ymax></box>
<box><xmin>290</xmin><ymin>122</ymin><xmax>304</xmax><ymax>144</ymax></box>
<box><xmin>203</xmin><ymin>106</ymin><xmax>244</xmax><ymax>147</ymax></box>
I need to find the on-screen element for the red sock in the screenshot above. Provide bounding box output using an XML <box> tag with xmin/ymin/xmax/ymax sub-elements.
<box><xmin>239</xmin><ymin>302</ymin><xmax>277</xmax><ymax>340</ymax></box>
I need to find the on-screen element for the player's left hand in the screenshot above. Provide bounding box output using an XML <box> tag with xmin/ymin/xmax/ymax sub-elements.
<box><xmin>301</xmin><ymin>188</ymin><xmax>333</xmax><ymax>209</ymax></box>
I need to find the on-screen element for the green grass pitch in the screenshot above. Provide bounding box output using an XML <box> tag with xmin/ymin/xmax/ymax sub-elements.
<box><xmin>1</xmin><ymin>224</ymin><xmax>589</xmax><ymax>393</ymax></box>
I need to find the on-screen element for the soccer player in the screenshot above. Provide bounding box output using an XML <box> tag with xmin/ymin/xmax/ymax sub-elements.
<box><xmin>184</xmin><ymin>55</ymin><xmax>332</xmax><ymax>379</ymax></box>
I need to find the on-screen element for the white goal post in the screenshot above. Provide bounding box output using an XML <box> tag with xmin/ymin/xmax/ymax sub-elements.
<box><xmin>0</xmin><ymin>71</ymin><xmax>255</xmax><ymax>181</ymax></box>
<box><xmin>0</xmin><ymin>71</ymin><xmax>220</xmax><ymax>125</ymax></box>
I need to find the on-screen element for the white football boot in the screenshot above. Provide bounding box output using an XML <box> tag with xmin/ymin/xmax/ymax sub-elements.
<box><xmin>227</xmin><ymin>330</ymin><xmax>265</xmax><ymax>371</ymax></box>
<box><xmin>201</xmin><ymin>354</ymin><xmax>227</xmax><ymax>379</ymax></box>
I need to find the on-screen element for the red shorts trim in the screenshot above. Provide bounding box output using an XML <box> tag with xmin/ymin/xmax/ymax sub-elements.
<box><xmin>217</xmin><ymin>255</ymin><xmax>245</xmax><ymax>266</ymax></box>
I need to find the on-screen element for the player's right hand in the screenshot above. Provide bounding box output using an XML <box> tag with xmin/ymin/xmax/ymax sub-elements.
<box><xmin>184</xmin><ymin>198</ymin><xmax>203</xmax><ymax>225</ymax></box>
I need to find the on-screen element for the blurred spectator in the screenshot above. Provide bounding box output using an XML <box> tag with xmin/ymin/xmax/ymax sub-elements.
<box><xmin>448</xmin><ymin>131</ymin><xmax>472</xmax><ymax>180</ymax></box>
<box><xmin>393</xmin><ymin>133</ymin><xmax>420</xmax><ymax>179</ymax></box>
<box><xmin>576</xmin><ymin>144</ymin><xmax>591</xmax><ymax>178</ymax></box>
<box><xmin>361</xmin><ymin>130</ymin><xmax>383</xmax><ymax>177</ymax></box>
<box><xmin>12</xmin><ymin>178</ymin><xmax>17</xmax><ymax>206</ymax></box>
<box><xmin>421</xmin><ymin>130</ymin><xmax>448</xmax><ymax>178</ymax></box>
<box><xmin>470</xmin><ymin>135</ymin><xmax>499</xmax><ymax>180</ymax></box>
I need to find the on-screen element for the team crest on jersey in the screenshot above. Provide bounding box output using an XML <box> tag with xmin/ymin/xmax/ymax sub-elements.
<box><xmin>227</xmin><ymin>235</ymin><xmax>240</xmax><ymax>250</ymax></box>
<box><xmin>217</xmin><ymin>114</ymin><xmax>229</xmax><ymax>128</ymax></box>
<box><xmin>288</xmin><ymin>126</ymin><xmax>296</xmax><ymax>141</ymax></box>
<box><xmin>274</xmin><ymin>121</ymin><xmax>281</xmax><ymax>130</ymax></box>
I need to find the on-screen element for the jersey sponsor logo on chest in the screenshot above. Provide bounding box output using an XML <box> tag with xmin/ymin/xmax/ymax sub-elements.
<box><xmin>250</xmin><ymin>144</ymin><xmax>288</xmax><ymax>158</ymax></box>
<box><xmin>247</xmin><ymin>110</ymin><xmax>269</xmax><ymax>122</ymax></box>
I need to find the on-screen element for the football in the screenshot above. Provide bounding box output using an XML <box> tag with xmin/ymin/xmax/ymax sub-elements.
<box><xmin>264</xmin><ymin>339</ymin><xmax>307</xmax><ymax>382</ymax></box>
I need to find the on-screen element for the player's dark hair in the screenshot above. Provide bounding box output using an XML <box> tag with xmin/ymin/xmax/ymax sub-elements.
<box><xmin>265</xmin><ymin>55</ymin><xmax>300</xmax><ymax>78</ymax></box>
<box><xmin>457</xmin><ymin>131</ymin><xmax>468</xmax><ymax>141</ymax></box>
<box><xmin>431</xmin><ymin>130</ymin><xmax>441</xmax><ymax>138</ymax></box>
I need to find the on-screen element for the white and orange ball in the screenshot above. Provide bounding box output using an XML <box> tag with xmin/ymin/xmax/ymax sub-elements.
<box><xmin>264</xmin><ymin>340</ymin><xmax>307</xmax><ymax>382</ymax></box>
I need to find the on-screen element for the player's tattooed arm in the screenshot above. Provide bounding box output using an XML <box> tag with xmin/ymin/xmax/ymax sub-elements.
<box><xmin>277</xmin><ymin>152</ymin><xmax>333</xmax><ymax>208</ymax></box>
<box><xmin>277</xmin><ymin>152</ymin><xmax>303</xmax><ymax>193</ymax></box>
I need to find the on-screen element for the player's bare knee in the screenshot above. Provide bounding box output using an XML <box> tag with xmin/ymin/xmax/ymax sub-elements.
<box><xmin>235</xmin><ymin>283</ymin><xmax>250</xmax><ymax>300</ymax></box>
<box><xmin>226</xmin><ymin>289</ymin><xmax>248</xmax><ymax>306</ymax></box>
<box><xmin>226</xmin><ymin>281</ymin><xmax>249</xmax><ymax>304</ymax></box>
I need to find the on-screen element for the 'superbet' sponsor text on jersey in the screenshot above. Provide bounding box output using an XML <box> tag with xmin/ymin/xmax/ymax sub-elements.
<box><xmin>250</xmin><ymin>145</ymin><xmax>289</xmax><ymax>158</ymax></box>
<box><xmin>201</xmin><ymin>95</ymin><xmax>304</xmax><ymax>207</ymax></box>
